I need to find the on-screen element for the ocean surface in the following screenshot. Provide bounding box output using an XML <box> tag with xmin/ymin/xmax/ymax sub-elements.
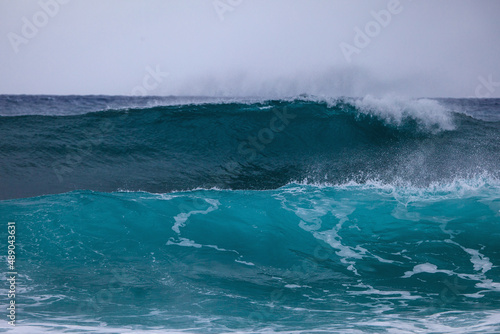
<box><xmin>0</xmin><ymin>95</ymin><xmax>499</xmax><ymax>333</ymax></box>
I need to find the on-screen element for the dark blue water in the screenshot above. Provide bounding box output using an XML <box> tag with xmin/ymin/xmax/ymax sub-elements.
<box><xmin>1</xmin><ymin>95</ymin><xmax>499</xmax><ymax>333</ymax></box>
<box><xmin>1</xmin><ymin>96</ymin><xmax>499</xmax><ymax>200</ymax></box>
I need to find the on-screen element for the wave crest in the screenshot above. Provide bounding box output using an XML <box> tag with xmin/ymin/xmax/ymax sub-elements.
<box><xmin>352</xmin><ymin>95</ymin><xmax>455</xmax><ymax>131</ymax></box>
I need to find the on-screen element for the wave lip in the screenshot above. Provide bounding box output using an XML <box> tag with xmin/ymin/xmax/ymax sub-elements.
<box><xmin>289</xmin><ymin>173</ymin><xmax>500</xmax><ymax>197</ymax></box>
<box><xmin>351</xmin><ymin>95</ymin><xmax>456</xmax><ymax>131</ymax></box>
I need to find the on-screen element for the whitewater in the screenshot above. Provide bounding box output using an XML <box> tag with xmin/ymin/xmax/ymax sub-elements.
<box><xmin>0</xmin><ymin>95</ymin><xmax>499</xmax><ymax>333</ymax></box>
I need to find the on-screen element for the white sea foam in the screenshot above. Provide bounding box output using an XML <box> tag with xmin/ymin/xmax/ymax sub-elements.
<box><xmin>351</xmin><ymin>95</ymin><xmax>456</xmax><ymax>131</ymax></box>
<box><xmin>403</xmin><ymin>241</ymin><xmax>500</xmax><ymax>295</ymax></box>
<box><xmin>353</xmin><ymin>310</ymin><xmax>500</xmax><ymax>334</ymax></box>
<box><xmin>403</xmin><ymin>263</ymin><xmax>452</xmax><ymax>278</ymax></box>
<box><xmin>234</xmin><ymin>259</ymin><xmax>255</xmax><ymax>266</ymax></box>
<box><xmin>171</xmin><ymin>198</ymin><xmax>220</xmax><ymax>234</ymax></box>
<box><xmin>5</xmin><ymin>310</ymin><xmax>499</xmax><ymax>334</ymax></box>
<box><xmin>275</xmin><ymin>189</ymin><xmax>398</xmax><ymax>275</ymax></box>
<box><xmin>166</xmin><ymin>237</ymin><xmax>202</xmax><ymax>248</ymax></box>
<box><xmin>348</xmin><ymin>283</ymin><xmax>421</xmax><ymax>300</ymax></box>
<box><xmin>287</xmin><ymin>173</ymin><xmax>500</xmax><ymax>205</ymax></box>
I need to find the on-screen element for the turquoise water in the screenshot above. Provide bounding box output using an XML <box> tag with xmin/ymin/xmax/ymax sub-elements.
<box><xmin>1</xmin><ymin>180</ymin><xmax>500</xmax><ymax>333</ymax></box>
<box><xmin>1</xmin><ymin>96</ymin><xmax>500</xmax><ymax>332</ymax></box>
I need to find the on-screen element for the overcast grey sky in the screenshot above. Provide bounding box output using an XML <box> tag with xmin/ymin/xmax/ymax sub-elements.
<box><xmin>1</xmin><ymin>0</ymin><xmax>499</xmax><ymax>97</ymax></box>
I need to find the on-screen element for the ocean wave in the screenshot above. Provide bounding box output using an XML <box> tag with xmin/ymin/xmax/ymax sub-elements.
<box><xmin>288</xmin><ymin>173</ymin><xmax>500</xmax><ymax>199</ymax></box>
<box><xmin>1</xmin><ymin>179</ymin><xmax>499</xmax><ymax>332</ymax></box>
<box><xmin>0</xmin><ymin>94</ymin><xmax>472</xmax><ymax>126</ymax></box>
<box><xmin>2</xmin><ymin>310</ymin><xmax>500</xmax><ymax>333</ymax></box>
<box><xmin>1</xmin><ymin>96</ymin><xmax>499</xmax><ymax>199</ymax></box>
<box><xmin>2</xmin><ymin>95</ymin><xmax>499</xmax><ymax>333</ymax></box>
<box><xmin>351</xmin><ymin>95</ymin><xmax>456</xmax><ymax>131</ymax></box>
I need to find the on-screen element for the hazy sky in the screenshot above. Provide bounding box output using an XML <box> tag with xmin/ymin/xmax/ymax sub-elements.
<box><xmin>1</xmin><ymin>0</ymin><xmax>500</xmax><ymax>97</ymax></box>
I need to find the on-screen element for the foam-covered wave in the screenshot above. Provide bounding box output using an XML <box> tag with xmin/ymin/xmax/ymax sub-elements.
<box><xmin>292</xmin><ymin>174</ymin><xmax>500</xmax><ymax>200</ymax></box>
<box><xmin>351</xmin><ymin>95</ymin><xmax>456</xmax><ymax>131</ymax></box>
<box><xmin>1</xmin><ymin>181</ymin><xmax>499</xmax><ymax>332</ymax></box>
<box><xmin>1</xmin><ymin>96</ymin><xmax>499</xmax><ymax>199</ymax></box>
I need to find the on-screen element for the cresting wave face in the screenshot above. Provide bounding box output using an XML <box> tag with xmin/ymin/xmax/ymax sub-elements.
<box><xmin>0</xmin><ymin>95</ymin><xmax>499</xmax><ymax>200</ymax></box>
